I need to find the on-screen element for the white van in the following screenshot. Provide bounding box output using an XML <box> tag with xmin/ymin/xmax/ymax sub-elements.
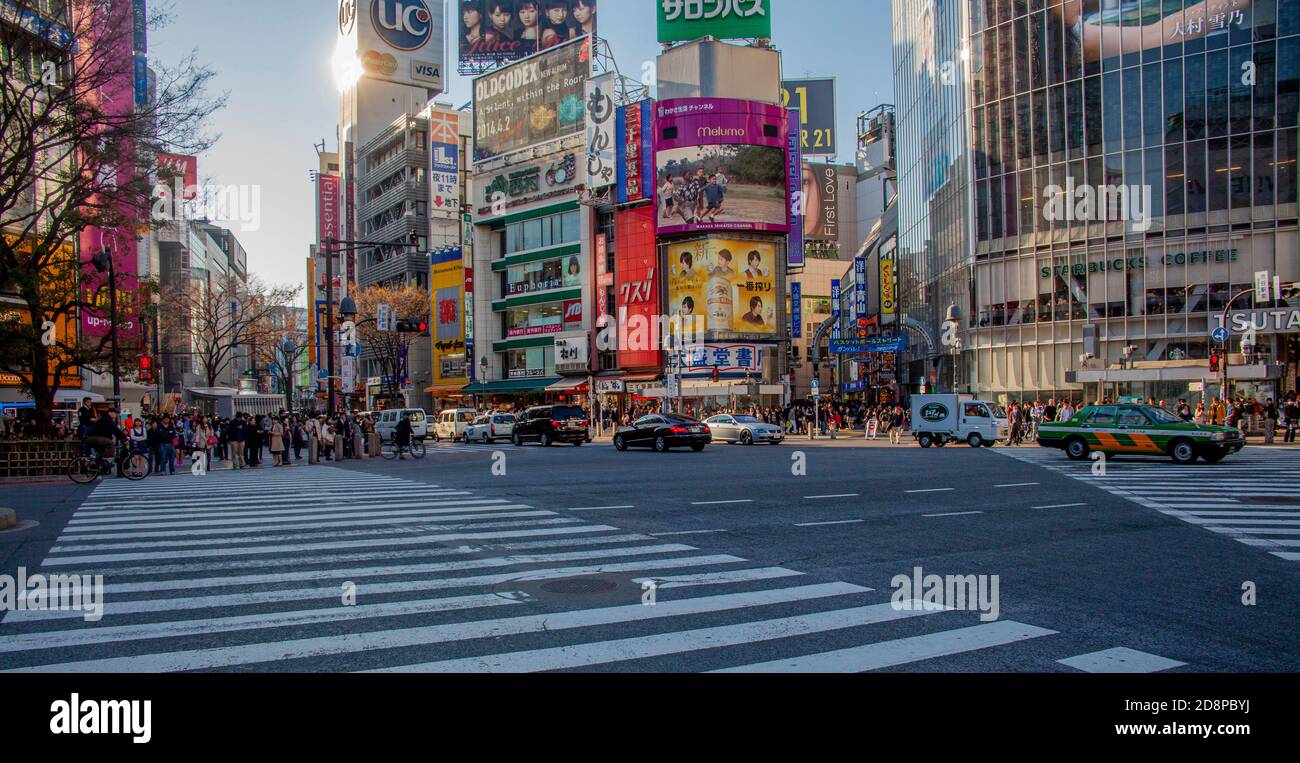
<box><xmin>375</xmin><ymin>408</ymin><xmax>428</xmax><ymax>442</ymax></box>
<box><xmin>433</xmin><ymin>408</ymin><xmax>479</xmax><ymax>442</ymax></box>
<box><xmin>910</xmin><ymin>394</ymin><xmax>1009</xmax><ymax>448</ymax></box>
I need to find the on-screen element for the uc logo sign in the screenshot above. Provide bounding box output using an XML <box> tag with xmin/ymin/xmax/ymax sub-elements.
<box><xmin>371</xmin><ymin>0</ymin><xmax>432</xmax><ymax>51</ymax></box>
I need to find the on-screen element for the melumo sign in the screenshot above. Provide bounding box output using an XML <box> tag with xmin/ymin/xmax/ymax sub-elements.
<box><xmin>658</xmin><ymin>0</ymin><xmax>772</xmax><ymax>43</ymax></box>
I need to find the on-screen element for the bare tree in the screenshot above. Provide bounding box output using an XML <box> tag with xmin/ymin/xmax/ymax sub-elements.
<box><xmin>0</xmin><ymin>0</ymin><xmax>225</xmax><ymax>434</ymax></box>
<box><xmin>254</xmin><ymin>309</ymin><xmax>309</xmax><ymax>412</ymax></box>
<box><xmin>159</xmin><ymin>272</ymin><xmax>299</xmax><ymax>389</ymax></box>
<box><xmin>350</xmin><ymin>284</ymin><xmax>430</xmax><ymax>403</ymax></box>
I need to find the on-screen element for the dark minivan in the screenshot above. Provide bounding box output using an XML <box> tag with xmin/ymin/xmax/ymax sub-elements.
<box><xmin>512</xmin><ymin>405</ymin><xmax>590</xmax><ymax>447</ymax></box>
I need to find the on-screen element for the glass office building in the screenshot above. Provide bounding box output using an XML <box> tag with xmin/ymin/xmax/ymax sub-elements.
<box><xmin>894</xmin><ymin>0</ymin><xmax>1300</xmax><ymax>402</ymax></box>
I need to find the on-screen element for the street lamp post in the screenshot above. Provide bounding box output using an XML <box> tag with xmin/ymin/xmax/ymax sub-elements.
<box><xmin>1219</xmin><ymin>288</ymin><xmax>1256</xmax><ymax>402</ymax></box>
<box><xmin>282</xmin><ymin>336</ymin><xmax>295</xmax><ymax>415</ymax></box>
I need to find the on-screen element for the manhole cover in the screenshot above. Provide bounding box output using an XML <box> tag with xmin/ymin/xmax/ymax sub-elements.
<box><xmin>541</xmin><ymin>577</ymin><xmax>619</xmax><ymax>595</ymax></box>
<box><xmin>1240</xmin><ymin>496</ymin><xmax>1300</xmax><ymax>505</ymax></box>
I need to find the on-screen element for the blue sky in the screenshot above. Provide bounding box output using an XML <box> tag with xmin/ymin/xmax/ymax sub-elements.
<box><xmin>149</xmin><ymin>0</ymin><xmax>894</xmax><ymax>294</ymax></box>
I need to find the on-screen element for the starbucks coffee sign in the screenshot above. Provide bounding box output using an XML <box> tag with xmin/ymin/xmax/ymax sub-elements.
<box><xmin>1040</xmin><ymin>249</ymin><xmax>1239</xmax><ymax>279</ymax></box>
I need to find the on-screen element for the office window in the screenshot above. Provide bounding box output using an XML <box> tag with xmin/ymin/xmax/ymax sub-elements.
<box><xmin>1254</xmin><ymin>131</ymin><xmax>1275</xmax><ymax>206</ymax></box>
<box><xmin>1254</xmin><ymin>41</ymin><xmax>1277</xmax><ymax>131</ymax></box>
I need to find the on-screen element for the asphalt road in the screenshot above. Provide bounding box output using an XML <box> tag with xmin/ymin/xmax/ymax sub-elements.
<box><xmin>0</xmin><ymin>439</ymin><xmax>1296</xmax><ymax>672</ymax></box>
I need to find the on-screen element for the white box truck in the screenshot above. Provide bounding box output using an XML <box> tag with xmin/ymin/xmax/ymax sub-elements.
<box><xmin>910</xmin><ymin>394</ymin><xmax>1010</xmax><ymax>448</ymax></box>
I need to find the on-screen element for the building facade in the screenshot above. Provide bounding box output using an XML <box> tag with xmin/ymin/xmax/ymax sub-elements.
<box><xmin>893</xmin><ymin>0</ymin><xmax>1300</xmax><ymax>404</ymax></box>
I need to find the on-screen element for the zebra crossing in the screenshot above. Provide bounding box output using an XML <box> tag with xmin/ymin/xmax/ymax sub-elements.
<box><xmin>997</xmin><ymin>446</ymin><xmax>1300</xmax><ymax>562</ymax></box>
<box><xmin>1</xmin><ymin>465</ymin><xmax>1165</xmax><ymax>672</ymax></box>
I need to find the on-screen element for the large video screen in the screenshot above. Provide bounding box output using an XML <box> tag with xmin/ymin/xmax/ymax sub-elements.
<box><xmin>654</xmin><ymin>98</ymin><xmax>791</xmax><ymax>236</ymax></box>
<box><xmin>472</xmin><ymin>35</ymin><xmax>590</xmax><ymax>161</ymax></box>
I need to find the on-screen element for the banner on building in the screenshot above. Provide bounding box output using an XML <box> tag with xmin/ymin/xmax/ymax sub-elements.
<box><xmin>616</xmin><ymin>100</ymin><xmax>654</xmax><ymax>205</ymax></box>
<box><xmin>584</xmin><ymin>72</ymin><xmax>616</xmax><ymax>191</ymax></box>
<box><xmin>674</xmin><ymin>344</ymin><xmax>764</xmax><ymax>375</ymax></box>
<box><xmin>429</xmin><ymin>110</ymin><xmax>461</xmax><ymax>216</ymax></box>
<box><xmin>880</xmin><ymin>237</ymin><xmax>897</xmax><ymax>317</ymax></box>
<box><xmin>830</xmin><ymin>336</ymin><xmax>906</xmax><ymax>354</ymax></box>
<box><xmin>790</xmin><ymin>280</ymin><xmax>801</xmax><ymax>339</ymax></box>
<box><xmin>854</xmin><ymin>256</ymin><xmax>867</xmax><ymax>316</ymax></box>
<box><xmin>431</xmin><ymin>246</ymin><xmax>467</xmax><ymax>386</ymax></box>
<box><xmin>786</xmin><ymin>108</ymin><xmax>804</xmax><ymax>268</ymax></box>
<box><xmin>157</xmin><ymin>153</ymin><xmax>198</xmax><ymax>200</ymax></box>
<box><xmin>613</xmin><ymin>205</ymin><xmax>660</xmax><ymax>369</ymax></box>
<box><xmin>472</xmin><ymin>35</ymin><xmax>591</xmax><ymax>161</ymax></box>
<box><xmin>475</xmin><ymin>150</ymin><xmax>581</xmax><ymax>217</ymax></box>
<box><xmin>803</xmin><ymin>162</ymin><xmax>839</xmax><ymax>241</ymax></box>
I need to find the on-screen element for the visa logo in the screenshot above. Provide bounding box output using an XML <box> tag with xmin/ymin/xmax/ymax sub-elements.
<box><xmin>413</xmin><ymin>62</ymin><xmax>441</xmax><ymax>81</ymax></box>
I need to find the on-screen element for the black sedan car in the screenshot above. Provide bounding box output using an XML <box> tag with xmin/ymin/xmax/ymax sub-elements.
<box><xmin>613</xmin><ymin>414</ymin><xmax>712</xmax><ymax>453</ymax></box>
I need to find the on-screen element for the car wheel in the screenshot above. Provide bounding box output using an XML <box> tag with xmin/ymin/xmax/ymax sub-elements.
<box><xmin>1170</xmin><ymin>439</ymin><xmax>1197</xmax><ymax>465</ymax></box>
<box><xmin>740</xmin><ymin>430</ymin><xmax>753</xmax><ymax>446</ymax></box>
<box><xmin>481</xmin><ymin>433</ymin><xmax>490</xmax><ymax>444</ymax></box>
<box><xmin>967</xmin><ymin>432</ymin><xmax>983</xmax><ymax>448</ymax></box>
<box><xmin>691</xmin><ymin>443</ymin><xmax>706</xmax><ymax>452</ymax></box>
<box><xmin>981</xmin><ymin>440</ymin><xmax>995</xmax><ymax>448</ymax></box>
<box><xmin>1201</xmin><ymin>449</ymin><xmax>1226</xmax><ymax>464</ymax></box>
<box><xmin>541</xmin><ymin>433</ymin><xmax>552</xmax><ymax>448</ymax></box>
<box><xmin>654</xmin><ymin>436</ymin><xmax>669</xmax><ymax>453</ymax></box>
<box><xmin>1065</xmin><ymin>437</ymin><xmax>1090</xmax><ymax>461</ymax></box>
<box><xmin>918</xmin><ymin>433</ymin><xmax>933</xmax><ymax>448</ymax></box>
<box><xmin>573</xmin><ymin>439</ymin><xmax>582</xmax><ymax>447</ymax></box>
<box><xmin>513</xmin><ymin>433</ymin><xmax>522</xmax><ymax>447</ymax></box>
<box><xmin>614</xmin><ymin>435</ymin><xmax>627</xmax><ymax>451</ymax></box>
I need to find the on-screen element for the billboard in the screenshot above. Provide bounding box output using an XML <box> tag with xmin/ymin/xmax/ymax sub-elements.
<box><xmin>458</xmin><ymin>0</ymin><xmax>598</xmax><ymax>74</ymax></box>
<box><xmin>157</xmin><ymin>152</ymin><xmax>198</xmax><ymax>200</ymax></box>
<box><xmin>431</xmin><ymin>246</ymin><xmax>468</xmax><ymax>386</ymax></box>
<box><xmin>317</xmin><ymin>174</ymin><xmax>341</xmax><ymax>246</ymax></box>
<box><xmin>657</xmin><ymin>0</ymin><xmax>772</xmax><ymax>43</ymax></box>
<box><xmin>1061</xmin><ymin>1</ymin><xmax>1253</xmax><ymax>63</ymax></box>
<box><xmin>781</xmin><ymin>78</ymin><xmax>836</xmax><ymax>156</ymax></box>
<box><xmin>428</xmin><ymin>110</ymin><xmax>461</xmax><ymax>217</ymax></box>
<box><xmin>584</xmin><ymin>72</ymin><xmax>616</xmax><ymax>191</ymax></box>
<box><xmin>786</xmin><ymin>109</ymin><xmax>803</xmax><ymax>267</ymax></box>
<box><xmin>339</xmin><ymin>0</ymin><xmax>446</xmax><ymax>90</ymax></box>
<box><xmin>613</xmin><ymin>205</ymin><xmax>661</xmax><ymax>369</ymax></box>
<box><xmin>666</xmin><ymin>238</ymin><xmax>778</xmax><ymax>338</ymax></box>
<box><xmin>802</xmin><ymin>163</ymin><xmax>839</xmax><ymax>241</ymax></box>
<box><xmin>475</xmin><ymin>150</ymin><xmax>581</xmax><ymax>217</ymax></box>
<box><xmin>654</xmin><ymin>98</ymin><xmax>789</xmax><ymax>236</ymax></box>
<box><xmin>616</xmin><ymin>99</ymin><xmax>654</xmax><ymax>205</ymax></box>
<box><xmin>472</xmin><ymin>35</ymin><xmax>590</xmax><ymax>161</ymax></box>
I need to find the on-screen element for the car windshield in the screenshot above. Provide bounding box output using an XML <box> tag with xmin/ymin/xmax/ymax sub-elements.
<box><xmin>986</xmin><ymin>404</ymin><xmax>1006</xmax><ymax>418</ymax></box>
<box><xmin>1143</xmin><ymin>406</ymin><xmax>1181</xmax><ymax>424</ymax></box>
<box><xmin>734</xmin><ymin>416</ymin><xmax>761</xmax><ymax>424</ymax></box>
<box><xmin>409</xmin><ymin>411</ymin><xmax>425</xmax><ymax>421</ymax></box>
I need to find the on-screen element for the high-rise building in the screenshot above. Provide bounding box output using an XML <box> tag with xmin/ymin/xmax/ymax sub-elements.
<box><xmin>892</xmin><ymin>0</ymin><xmax>1299</xmax><ymax>403</ymax></box>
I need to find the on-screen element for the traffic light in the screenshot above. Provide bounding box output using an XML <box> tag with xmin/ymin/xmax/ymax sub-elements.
<box><xmin>1209</xmin><ymin>352</ymin><xmax>1220</xmax><ymax>373</ymax></box>
<box><xmin>395</xmin><ymin>318</ymin><xmax>428</xmax><ymax>334</ymax></box>
<box><xmin>138</xmin><ymin>356</ymin><xmax>152</xmax><ymax>382</ymax></box>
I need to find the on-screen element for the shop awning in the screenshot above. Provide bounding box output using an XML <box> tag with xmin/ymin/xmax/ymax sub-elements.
<box><xmin>425</xmin><ymin>385</ymin><xmax>471</xmax><ymax>396</ymax></box>
<box><xmin>462</xmin><ymin>378</ymin><xmax>562</xmax><ymax>395</ymax></box>
<box><xmin>546</xmin><ymin>378</ymin><xmax>588</xmax><ymax>392</ymax></box>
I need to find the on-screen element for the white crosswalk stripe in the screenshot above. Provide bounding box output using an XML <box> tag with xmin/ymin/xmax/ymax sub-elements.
<box><xmin>0</xmin><ymin>465</ymin><xmax>1157</xmax><ymax>672</ymax></box>
<box><xmin>997</xmin><ymin>446</ymin><xmax>1300</xmax><ymax>560</ymax></box>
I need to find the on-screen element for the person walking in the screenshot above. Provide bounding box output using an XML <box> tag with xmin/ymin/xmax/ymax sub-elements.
<box><xmin>191</xmin><ymin>416</ymin><xmax>213</xmax><ymax>473</ymax></box>
<box><xmin>157</xmin><ymin>415</ymin><xmax>178</xmax><ymax>476</ymax></box>
<box><xmin>1263</xmin><ymin>398</ymin><xmax>1278</xmax><ymax>445</ymax></box>
<box><xmin>269</xmin><ymin>417</ymin><xmax>287</xmax><ymax>466</ymax></box>
<box><xmin>230</xmin><ymin>414</ymin><xmax>246</xmax><ymax>469</ymax></box>
<box><xmin>1283</xmin><ymin>396</ymin><xmax>1299</xmax><ymax>444</ymax></box>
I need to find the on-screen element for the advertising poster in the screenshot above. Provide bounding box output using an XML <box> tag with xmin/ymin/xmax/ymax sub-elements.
<box><xmin>655</xmin><ymin>98</ymin><xmax>790</xmax><ymax>236</ymax></box>
<box><xmin>667</xmin><ymin>238</ymin><xmax>777</xmax><ymax>337</ymax></box>
<box><xmin>157</xmin><ymin>152</ymin><xmax>198</xmax><ymax>200</ymax></box>
<box><xmin>317</xmin><ymin>174</ymin><xmax>340</xmax><ymax>245</ymax></box>
<box><xmin>802</xmin><ymin>162</ymin><xmax>839</xmax><ymax>241</ymax></box>
<box><xmin>854</xmin><ymin>255</ymin><xmax>867</xmax><ymax>317</ymax></box>
<box><xmin>458</xmin><ymin>0</ymin><xmax>598</xmax><ymax>73</ymax></box>
<box><xmin>1061</xmin><ymin>1</ymin><xmax>1252</xmax><ymax>63</ymax></box>
<box><xmin>781</xmin><ymin>78</ymin><xmax>836</xmax><ymax>156</ymax></box>
<box><xmin>431</xmin><ymin>247</ymin><xmax>468</xmax><ymax>386</ymax></box>
<box><xmin>584</xmin><ymin>72</ymin><xmax>616</xmax><ymax>191</ymax></box>
<box><xmin>880</xmin><ymin>237</ymin><xmax>897</xmax><ymax>318</ymax></box>
<box><xmin>786</xmin><ymin>108</ymin><xmax>804</xmax><ymax>267</ymax></box>
<box><xmin>339</xmin><ymin>0</ymin><xmax>446</xmax><ymax>90</ymax></box>
<box><xmin>657</xmin><ymin>0</ymin><xmax>772</xmax><ymax>43</ymax></box>
<box><xmin>790</xmin><ymin>280</ymin><xmax>801</xmax><ymax>339</ymax></box>
<box><xmin>472</xmin><ymin>35</ymin><xmax>590</xmax><ymax>161</ymax></box>
<box><xmin>475</xmin><ymin>150</ymin><xmax>581</xmax><ymax>217</ymax></box>
<box><xmin>613</xmin><ymin>205</ymin><xmax>661</xmax><ymax>369</ymax></box>
<box><xmin>428</xmin><ymin>111</ymin><xmax>461</xmax><ymax>216</ymax></box>
<box><xmin>616</xmin><ymin>99</ymin><xmax>655</xmax><ymax>205</ymax></box>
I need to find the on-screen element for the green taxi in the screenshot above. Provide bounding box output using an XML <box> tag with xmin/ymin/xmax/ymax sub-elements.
<box><xmin>1037</xmin><ymin>404</ymin><xmax>1245</xmax><ymax>464</ymax></box>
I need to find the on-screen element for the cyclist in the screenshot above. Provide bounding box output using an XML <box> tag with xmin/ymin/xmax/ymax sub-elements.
<box><xmin>394</xmin><ymin>414</ymin><xmax>413</xmax><ymax>460</ymax></box>
<box><xmin>84</xmin><ymin>408</ymin><xmax>128</xmax><ymax>477</ymax></box>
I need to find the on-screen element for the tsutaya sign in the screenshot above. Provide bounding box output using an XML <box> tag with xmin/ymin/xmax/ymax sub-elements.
<box><xmin>1217</xmin><ymin>308</ymin><xmax>1300</xmax><ymax>335</ymax></box>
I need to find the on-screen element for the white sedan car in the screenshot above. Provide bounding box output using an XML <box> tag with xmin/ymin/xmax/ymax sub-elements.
<box><xmin>704</xmin><ymin>415</ymin><xmax>786</xmax><ymax>445</ymax></box>
<box><xmin>464</xmin><ymin>413</ymin><xmax>517</xmax><ymax>444</ymax></box>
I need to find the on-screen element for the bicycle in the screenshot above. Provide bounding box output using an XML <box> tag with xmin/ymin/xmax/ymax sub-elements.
<box><xmin>381</xmin><ymin>440</ymin><xmax>425</xmax><ymax>460</ymax></box>
<box><xmin>69</xmin><ymin>445</ymin><xmax>149</xmax><ymax>484</ymax></box>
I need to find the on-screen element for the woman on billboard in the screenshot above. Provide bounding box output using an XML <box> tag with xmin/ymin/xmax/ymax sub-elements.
<box><xmin>485</xmin><ymin>1</ymin><xmax>516</xmax><ymax>45</ymax></box>
<box><xmin>572</xmin><ymin>0</ymin><xmax>596</xmax><ymax>37</ymax></box>
<box><xmin>1052</xmin><ymin>1</ymin><xmax>1240</xmax><ymax>62</ymax></box>
<box><xmin>517</xmin><ymin>1</ymin><xmax>541</xmax><ymax>47</ymax></box>
<box><xmin>462</xmin><ymin>1</ymin><xmax>485</xmax><ymax>49</ymax></box>
<box><xmin>541</xmin><ymin>0</ymin><xmax>573</xmax><ymax>49</ymax></box>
